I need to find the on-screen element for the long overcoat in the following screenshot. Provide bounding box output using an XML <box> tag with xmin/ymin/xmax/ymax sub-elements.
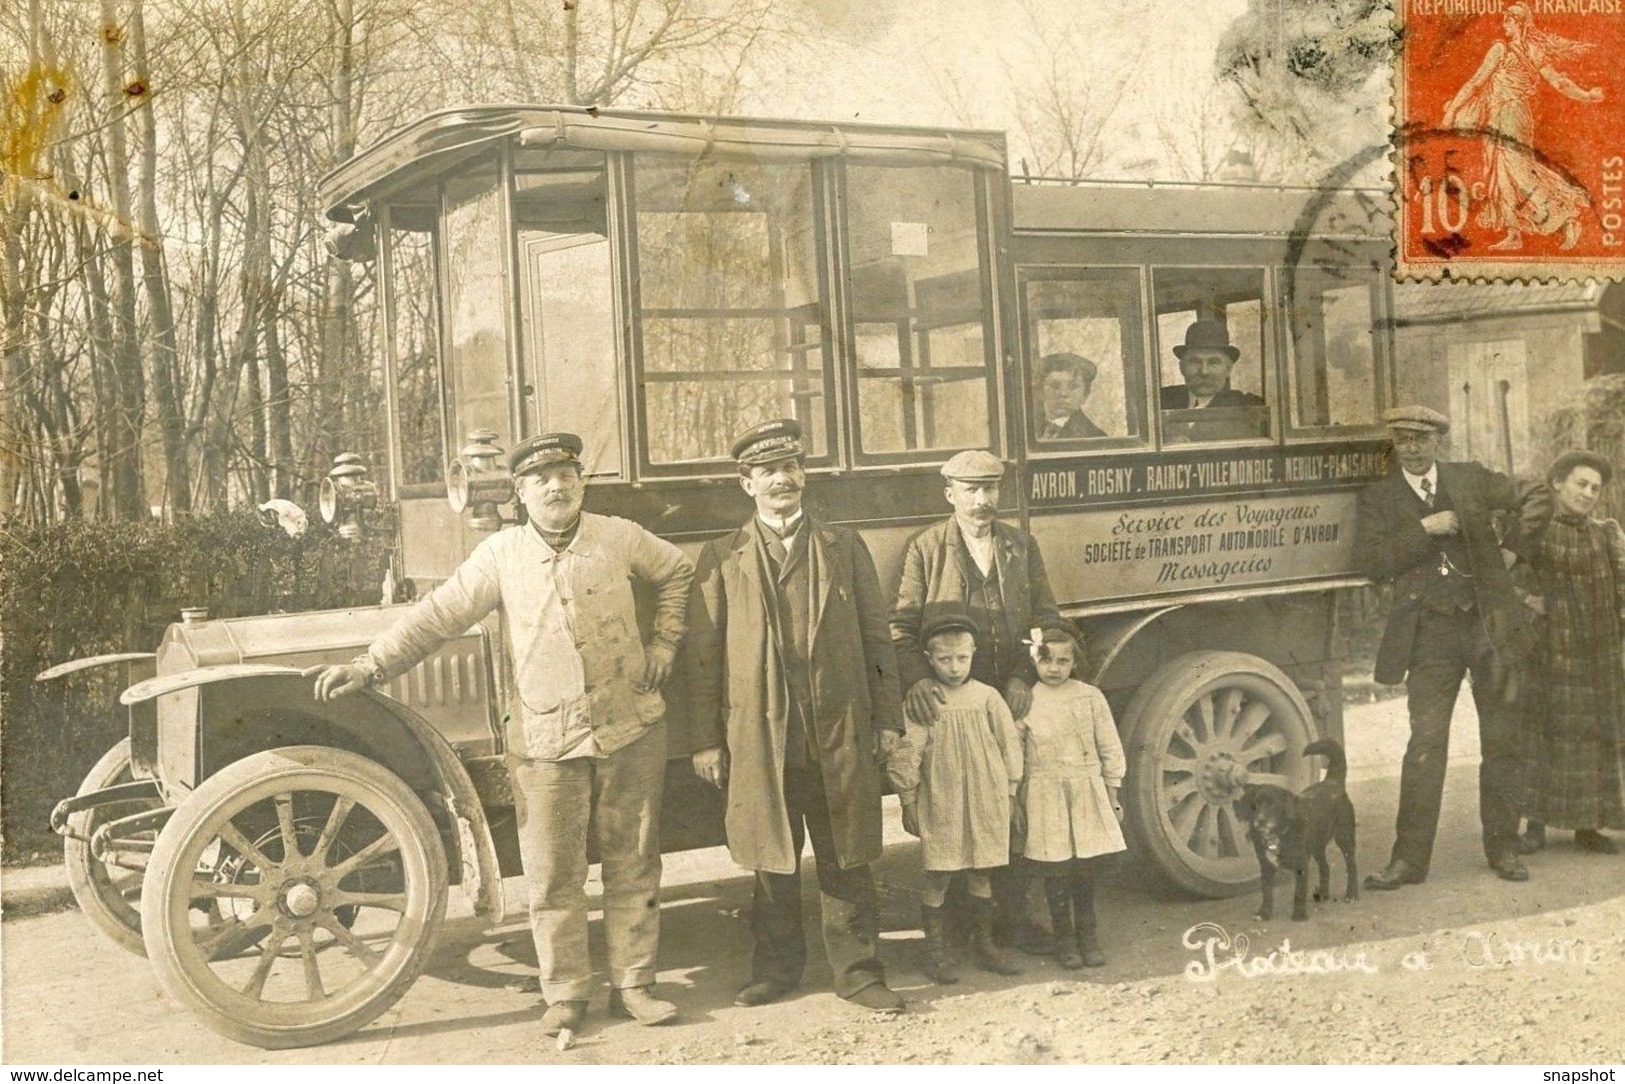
<box><xmin>1354</xmin><ymin>460</ymin><xmax>1537</xmax><ymax>687</ymax></box>
<box><xmin>685</xmin><ymin>516</ymin><xmax>903</xmax><ymax>875</ymax></box>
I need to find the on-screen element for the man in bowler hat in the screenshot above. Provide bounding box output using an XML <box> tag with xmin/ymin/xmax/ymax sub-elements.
<box><xmin>1356</xmin><ymin>405</ymin><xmax>1540</xmax><ymax>889</ymax></box>
<box><xmin>1159</xmin><ymin>318</ymin><xmax>1266</xmax><ymax>410</ymax></box>
<box><xmin>685</xmin><ymin>419</ymin><xmax>906</xmax><ymax>1012</ymax></box>
<box><xmin>313</xmin><ymin>432</ymin><xmax>694</xmax><ymax>1035</ymax></box>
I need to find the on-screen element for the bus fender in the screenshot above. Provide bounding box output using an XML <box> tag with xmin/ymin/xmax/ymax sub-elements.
<box><xmin>121</xmin><ymin>666</ymin><xmax>505</xmax><ymax>923</ymax></box>
<box><xmin>37</xmin><ymin>653</ymin><xmax>157</xmax><ymax>684</ymax></box>
<box><xmin>1083</xmin><ymin>605</ymin><xmax>1183</xmax><ymax>687</ymax></box>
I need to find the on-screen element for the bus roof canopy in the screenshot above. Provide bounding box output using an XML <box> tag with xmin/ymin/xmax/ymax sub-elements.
<box><xmin>320</xmin><ymin>105</ymin><xmax>1009</xmax><ymax>222</ymax></box>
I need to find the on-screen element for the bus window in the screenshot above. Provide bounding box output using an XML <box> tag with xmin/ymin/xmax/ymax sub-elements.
<box><xmin>1281</xmin><ymin>267</ymin><xmax>1384</xmax><ymax>433</ymax></box>
<box><xmin>515</xmin><ymin>160</ymin><xmax>621</xmax><ymax>478</ymax></box>
<box><xmin>442</xmin><ymin>159</ymin><xmax>514</xmax><ymax>452</ymax></box>
<box><xmin>386</xmin><ymin>209</ymin><xmax>444</xmax><ymax>489</ymax></box>
<box><xmin>632</xmin><ymin>156</ymin><xmax>830</xmax><ymax>471</ymax></box>
<box><xmin>1021</xmin><ymin>269</ymin><xmax>1146</xmax><ymax>448</ymax></box>
<box><xmin>847</xmin><ymin>165</ymin><xmax>996</xmax><ymax>459</ymax></box>
<box><xmin>1153</xmin><ymin>267</ymin><xmax>1271</xmax><ymax>444</ymax></box>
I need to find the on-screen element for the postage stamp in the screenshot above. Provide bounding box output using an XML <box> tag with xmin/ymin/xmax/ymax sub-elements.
<box><xmin>1396</xmin><ymin>0</ymin><xmax>1625</xmax><ymax>281</ymax></box>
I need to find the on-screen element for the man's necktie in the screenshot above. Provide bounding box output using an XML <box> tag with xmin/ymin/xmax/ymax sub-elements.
<box><xmin>1420</xmin><ymin>476</ymin><xmax>1435</xmax><ymax>509</ymax></box>
<box><xmin>767</xmin><ymin>535</ymin><xmax>788</xmax><ymax>566</ymax></box>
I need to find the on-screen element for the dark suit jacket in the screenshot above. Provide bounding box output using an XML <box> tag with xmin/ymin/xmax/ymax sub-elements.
<box><xmin>1354</xmin><ymin>462</ymin><xmax>1537</xmax><ymax>686</ymax></box>
<box><xmin>684</xmin><ymin>515</ymin><xmax>901</xmax><ymax>873</ymax></box>
<box><xmin>1037</xmin><ymin>409</ymin><xmax>1108</xmax><ymax>440</ymax></box>
<box><xmin>1159</xmin><ymin>385</ymin><xmax>1266</xmax><ymax>409</ymax></box>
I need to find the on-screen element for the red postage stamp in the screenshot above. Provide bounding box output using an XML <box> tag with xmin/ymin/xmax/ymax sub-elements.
<box><xmin>1397</xmin><ymin>1</ymin><xmax>1625</xmax><ymax>280</ymax></box>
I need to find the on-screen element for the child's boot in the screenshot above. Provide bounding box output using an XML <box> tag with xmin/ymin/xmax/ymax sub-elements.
<box><xmin>1072</xmin><ymin>870</ymin><xmax>1106</xmax><ymax>968</ymax></box>
<box><xmin>1044</xmin><ymin>877</ymin><xmax>1083</xmax><ymax>969</ymax></box>
<box><xmin>968</xmin><ymin>895</ymin><xmax>1023</xmax><ymax>975</ymax></box>
<box><xmin>921</xmin><ymin>903</ymin><xmax>959</xmax><ymax>984</ymax></box>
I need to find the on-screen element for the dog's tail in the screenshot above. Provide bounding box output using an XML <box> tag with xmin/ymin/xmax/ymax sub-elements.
<box><xmin>1302</xmin><ymin>738</ymin><xmax>1347</xmax><ymax>786</ymax></box>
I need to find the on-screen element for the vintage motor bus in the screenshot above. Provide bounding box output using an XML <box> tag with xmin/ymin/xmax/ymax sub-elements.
<box><xmin>42</xmin><ymin>105</ymin><xmax>1395</xmax><ymax>1047</ymax></box>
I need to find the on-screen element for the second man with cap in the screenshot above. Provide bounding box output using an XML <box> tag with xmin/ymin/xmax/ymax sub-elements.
<box><xmin>685</xmin><ymin>419</ymin><xmax>906</xmax><ymax>1012</ymax></box>
<box><xmin>891</xmin><ymin>448</ymin><xmax>1063</xmax><ymax>954</ymax></box>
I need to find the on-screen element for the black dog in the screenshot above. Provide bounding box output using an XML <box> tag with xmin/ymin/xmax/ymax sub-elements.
<box><xmin>1234</xmin><ymin>739</ymin><xmax>1357</xmax><ymax>921</ymax></box>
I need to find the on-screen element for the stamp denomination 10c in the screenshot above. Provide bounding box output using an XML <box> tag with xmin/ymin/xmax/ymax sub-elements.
<box><xmin>1397</xmin><ymin>0</ymin><xmax>1625</xmax><ymax>281</ymax></box>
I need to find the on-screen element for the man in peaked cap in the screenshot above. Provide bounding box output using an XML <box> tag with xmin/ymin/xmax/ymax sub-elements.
<box><xmin>685</xmin><ymin>418</ymin><xmax>906</xmax><ymax>1012</ymax></box>
<box><xmin>890</xmin><ymin>448</ymin><xmax>1062</xmax><ymax>956</ymax></box>
<box><xmin>313</xmin><ymin>431</ymin><xmax>694</xmax><ymax>1035</ymax></box>
<box><xmin>1356</xmin><ymin>405</ymin><xmax>1541</xmax><ymax>890</ymax></box>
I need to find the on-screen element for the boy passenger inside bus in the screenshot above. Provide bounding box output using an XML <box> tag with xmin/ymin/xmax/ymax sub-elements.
<box><xmin>1036</xmin><ymin>352</ymin><xmax>1109</xmax><ymax>440</ymax></box>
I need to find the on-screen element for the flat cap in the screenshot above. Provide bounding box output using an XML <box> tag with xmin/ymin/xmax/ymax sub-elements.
<box><xmin>1043</xmin><ymin>351</ymin><xmax>1098</xmax><ymax>384</ymax></box>
<box><xmin>921</xmin><ymin>606</ymin><xmax>981</xmax><ymax>645</ymax></box>
<box><xmin>731</xmin><ymin>418</ymin><xmax>805</xmax><ymax>467</ymax></box>
<box><xmin>508</xmin><ymin>432</ymin><xmax>584</xmax><ymax>477</ymax></box>
<box><xmin>941</xmin><ymin>449</ymin><xmax>1005</xmax><ymax>482</ymax></box>
<box><xmin>1382</xmin><ymin>405</ymin><xmax>1450</xmax><ymax>434</ymax></box>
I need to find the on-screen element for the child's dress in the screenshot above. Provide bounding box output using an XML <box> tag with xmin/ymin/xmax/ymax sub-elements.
<box><xmin>1022</xmin><ymin>679</ymin><xmax>1127</xmax><ymax>861</ymax></box>
<box><xmin>889</xmin><ymin>679</ymin><xmax>1024</xmax><ymax>871</ymax></box>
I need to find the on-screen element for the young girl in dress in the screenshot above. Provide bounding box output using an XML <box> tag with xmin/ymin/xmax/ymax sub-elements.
<box><xmin>1021</xmin><ymin>624</ymin><xmax>1126</xmax><ymax>968</ymax></box>
<box><xmin>888</xmin><ymin>610</ymin><xmax>1025</xmax><ymax>984</ymax></box>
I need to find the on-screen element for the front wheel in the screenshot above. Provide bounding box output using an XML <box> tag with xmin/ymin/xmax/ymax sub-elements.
<box><xmin>1121</xmin><ymin>651</ymin><xmax>1319</xmax><ymax>898</ymax></box>
<box><xmin>140</xmin><ymin>746</ymin><xmax>448</xmax><ymax>1049</ymax></box>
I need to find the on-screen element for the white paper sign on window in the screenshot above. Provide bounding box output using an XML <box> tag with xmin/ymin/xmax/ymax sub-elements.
<box><xmin>891</xmin><ymin>221</ymin><xmax>929</xmax><ymax>257</ymax></box>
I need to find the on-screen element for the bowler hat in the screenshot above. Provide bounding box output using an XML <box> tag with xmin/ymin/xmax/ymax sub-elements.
<box><xmin>508</xmin><ymin>432</ymin><xmax>584</xmax><ymax>477</ymax></box>
<box><xmin>1382</xmin><ymin>405</ymin><xmax>1451</xmax><ymax>435</ymax></box>
<box><xmin>1172</xmin><ymin>319</ymin><xmax>1240</xmax><ymax>362</ymax></box>
<box><xmin>730</xmin><ymin>418</ymin><xmax>806</xmax><ymax>467</ymax></box>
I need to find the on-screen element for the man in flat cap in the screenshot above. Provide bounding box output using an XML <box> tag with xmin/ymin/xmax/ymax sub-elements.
<box><xmin>313</xmin><ymin>432</ymin><xmax>694</xmax><ymax>1035</ymax></box>
<box><xmin>685</xmin><ymin>418</ymin><xmax>906</xmax><ymax>1012</ymax></box>
<box><xmin>891</xmin><ymin>449</ymin><xmax>1062</xmax><ymax>954</ymax></box>
<box><xmin>1037</xmin><ymin>352</ymin><xmax>1109</xmax><ymax>440</ymax></box>
<box><xmin>1356</xmin><ymin>406</ymin><xmax>1539</xmax><ymax>890</ymax></box>
<box><xmin>1159</xmin><ymin>319</ymin><xmax>1267</xmax><ymax>440</ymax></box>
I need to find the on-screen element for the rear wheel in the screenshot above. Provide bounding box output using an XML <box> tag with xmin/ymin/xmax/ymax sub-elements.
<box><xmin>64</xmin><ymin>739</ymin><xmax>160</xmax><ymax>955</ymax></box>
<box><xmin>141</xmin><ymin>746</ymin><xmax>447</xmax><ymax>1048</ymax></box>
<box><xmin>1121</xmin><ymin>651</ymin><xmax>1319</xmax><ymax>898</ymax></box>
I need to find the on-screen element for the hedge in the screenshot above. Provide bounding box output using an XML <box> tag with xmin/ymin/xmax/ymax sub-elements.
<box><xmin>0</xmin><ymin>510</ymin><xmax>394</xmax><ymax>862</ymax></box>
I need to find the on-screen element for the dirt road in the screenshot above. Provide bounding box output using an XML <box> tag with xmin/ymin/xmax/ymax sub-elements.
<box><xmin>5</xmin><ymin>696</ymin><xmax>1623</xmax><ymax>1065</ymax></box>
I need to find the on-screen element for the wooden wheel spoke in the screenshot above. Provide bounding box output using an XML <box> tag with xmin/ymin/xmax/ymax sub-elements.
<box><xmin>316</xmin><ymin>913</ymin><xmax>382</xmax><ymax>968</ymax></box>
<box><xmin>328</xmin><ymin>890</ymin><xmax>409</xmax><ymax>913</ymax></box>
<box><xmin>274</xmin><ymin>794</ymin><xmax>301</xmax><ymax>862</ymax></box>
<box><xmin>310</xmin><ymin>796</ymin><xmax>356</xmax><ymax>866</ymax></box>
<box><xmin>1214</xmin><ymin>688</ymin><xmax>1243</xmax><ymax>739</ymax></box>
<box><xmin>194</xmin><ymin>906</ymin><xmax>275</xmax><ymax>960</ymax></box>
<box><xmin>326</xmin><ymin>830</ymin><xmax>400</xmax><ymax>884</ymax></box>
<box><xmin>1160</xmin><ymin>754</ymin><xmax>1198</xmax><ymax>776</ymax></box>
<box><xmin>297</xmin><ymin>929</ymin><xmax>326</xmax><ymax>1001</ymax></box>
<box><xmin>1216</xmin><ymin>805</ymin><xmax>1245</xmax><ymax>858</ymax></box>
<box><xmin>1192</xmin><ymin>694</ymin><xmax>1215</xmax><ymax>742</ymax></box>
<box><xmin>1163</xmin><ymin>777</ymin><xmax>1199</xmax><ymax>808</ymax></box>
<box><xmin>1193</xmin><ymin>803</ymin><xmax>1217</xmax><ymax>856</ymax></box>
<box><xmin>217</xmin><ymin>821</ymin><xmax>278</xmax><ymax>876</ymax></box>
<box><xmin>241</xmin><ymin>928</ymin><xmax>290</xmax><ymax>999</ymax></box>
<box><xmin>1238</xmin><ymin>732</ymin><xmax>1288</xmax><ymax>765</ymax></box>
<box><xmin>1169</xmin><ymin>794</ymin><xmax>1201</xmax><ymax>842</ymax></box>
<box><xmin>1230</xmin><ymin>702</ymin><xmax>1271</xmax><ymax>748</ymax></box>
<box><xmin>186</xmin><ymin>878</ymin><xmax>269</xmax><ymax>903</ymax></box>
